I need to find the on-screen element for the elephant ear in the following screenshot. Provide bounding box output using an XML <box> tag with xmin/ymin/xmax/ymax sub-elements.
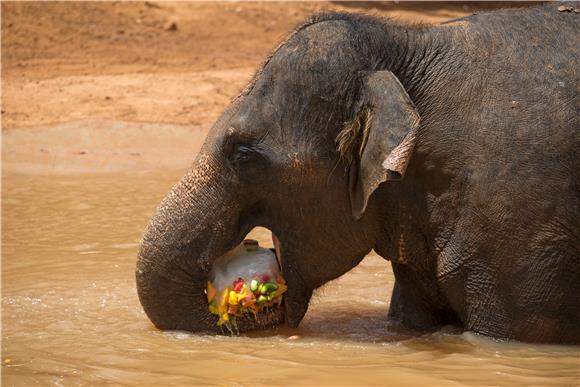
<box><xmin>340</xmin><ymin>71</ymin><xmax>420</xmax><ymax>220</ymax></box>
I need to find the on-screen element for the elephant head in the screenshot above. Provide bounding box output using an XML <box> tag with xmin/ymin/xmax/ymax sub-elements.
<box><xmin>136</xmin><ymin>14</ymin><xmax>420</xmax><ymax>332</ymax></box>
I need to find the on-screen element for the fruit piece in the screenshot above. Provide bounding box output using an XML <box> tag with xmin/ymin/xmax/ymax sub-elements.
<box><xmin>208</xmin><ymin>300</ymin><xmax>218</xmax><ymax>315</ymax></box>
<box><xmin>247</xmin><ymin>304</ymin><xmax>258</xmax><ymax>316</ymax></box>
<box><xmin>242</xmin><ymin>295</ymin><xmax>256</xmax><ymax>308</ymax></box>
<box><xmin>260</xmin><ymin>282</ymin><xmax>278</xmax><ymax>294</ymax></box>
<box><xmin>218</xmin><ymin>303</ymin><xmax>227</xmax><ymax>319</ymax></box>
<box><xmin>228</xmin><ymin>305</ymin><xmax>239</xmax><ymax>315</ymax></box>
<box><xmin>219</xmin><ymin>288</ymin><xmax>230</xmax><ymax>307</ymax></box>
<box><xmin>260</xmin><ymin>274</ymin><xmax>271</xmax><ymax>282</ymax></box>
<box><xmin>228</xmin><ymin>290</ymin><xmax>239</xmax><ymax>305</ymax></box>
<box><xmin>245</xmin><ymin>291</ymin><xmax>256</xmax><ymax>302</ymax></box>
<box><xmin>207</xmin><ymin>281</ymin><xmax>216</xmax><ymax>303</ymax></box>
<box><xmin>257</xmin><ymin>295</ymin><xmax>268</xmax><ymax>303</ymax></box>
<box><xmin>250</xmin><ymin>279</ymin><xmax>259</xmax><ymax>292</ymax></box>
<box><xmin>236</xmin><ymin>287</ymin><xmax>248</xmax><ymax>303</ymax></box>
<box><xmin>271</xmin><ymin>283</ymin><xmax>288</xmax><ymax>298</ymax></box>
<box><xmin>233</xmin><ymin>277</ymin><xmax>245</xmax><ymax>292</ymax></box>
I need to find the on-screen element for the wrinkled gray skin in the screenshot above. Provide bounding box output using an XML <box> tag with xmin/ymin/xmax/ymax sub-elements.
<box><xmin>137</xmin><ymin>5</ymin><xmax>580</xmax><ymax>343</ymax></box>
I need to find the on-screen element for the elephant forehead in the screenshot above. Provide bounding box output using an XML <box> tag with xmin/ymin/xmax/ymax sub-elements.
<box><xmin>266</xmin><ymin>22</ymin><xmax>364</xmax><ymax>98</ymax></box>
<box><xmin>284</xmin><ymin>20</ymin><xmax>353</xmax><ymax>62</ymax></box>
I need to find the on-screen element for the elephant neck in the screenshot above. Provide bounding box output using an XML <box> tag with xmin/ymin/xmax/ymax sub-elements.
<box><xmin>368</xmin><ymin>20</ymin><xmax>455</xmax><ymax>111</ymax></box>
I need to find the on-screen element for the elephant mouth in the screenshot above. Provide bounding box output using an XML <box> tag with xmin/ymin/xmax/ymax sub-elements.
<box><xmin>137</xmin><ymin>225</ymin><xmax>304</xmax><ymax>334</ymax></box>
<box><xmin>204</xmin><ymin>232</ymin><xmax>286</xmax><ymax>334</ymax></box>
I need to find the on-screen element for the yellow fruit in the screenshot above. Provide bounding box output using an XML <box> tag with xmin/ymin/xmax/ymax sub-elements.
<box><xmin>244</xmin><ymin>299</ymin><xmax>256</xmax><ymax>308</ymax></box>
<box><xmin>219</xmin><ymin>288</ymin><xmax>229</xmax><ymax>307</ymax></box>
<box><xmin>207</xmin><ymin>282</ymin><xmax>216</xmax><ymax>303</ymax></box>
<box><xmin>237</xmin><ymin>287</ymin><xmax>248</xmax><ymax>302</ymax></box>
<box><xmin>217</xmin><ymin>303</ymin><xmax>227</xmax><ymax>324</ymax></box>
<box><xmin>208</xmin><ymin>300</ymin><xmax>218</xmax><ymax>315</ymax></box>
<box><xmin>229</xmin><ymin>290</ymin><xmax>238</xmax><ymax>305</ymax></box>
<box><xmin>272</xmin><ymin>283</ymin><xmax>288</xmax><ymax>298</ymax></box>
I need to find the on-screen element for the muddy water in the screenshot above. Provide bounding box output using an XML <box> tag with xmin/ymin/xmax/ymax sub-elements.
<box><xmin>2</xmin><ymin>172</ymin><xmax>579</xmax><ymax>386</ymax></box>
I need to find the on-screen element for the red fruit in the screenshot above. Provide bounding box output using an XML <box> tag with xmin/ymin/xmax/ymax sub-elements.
<box><xmin>233</xmin><ymin>277</ymin><xmax>245</xmax><ymax>292</ymax></box>
<box><xmin>260</xmin><ymin>274</ymin><xmax>271</xmax><ymax>282</ymax></box>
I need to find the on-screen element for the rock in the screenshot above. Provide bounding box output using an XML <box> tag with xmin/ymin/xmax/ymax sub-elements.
<box><xmin>164</xmin><ymin>21</ymin><xmax>178</xmax><ymax>31</ymax></box>
<box><xmin>145</xmin><ymin>1</ymin><xmax>161</xmax><ymax>8</ymax></box>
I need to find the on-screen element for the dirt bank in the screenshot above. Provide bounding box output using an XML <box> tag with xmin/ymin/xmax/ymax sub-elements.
<box><xmin>1</xmin><ymin>2</ymin><xmax>531</xmax><ymax>174</ymax></box>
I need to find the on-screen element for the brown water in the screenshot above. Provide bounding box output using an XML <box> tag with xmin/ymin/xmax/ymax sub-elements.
<box><xmin>2</xmin><ymin>172</ymin><xmax>579</xmax><ymax>386</ymax></box>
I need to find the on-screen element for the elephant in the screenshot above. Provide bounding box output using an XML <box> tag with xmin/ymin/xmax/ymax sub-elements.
<box><xmin>136</xmin><ymin>4</ymin><xmax>580</xmax><ymax>344</ymax></box>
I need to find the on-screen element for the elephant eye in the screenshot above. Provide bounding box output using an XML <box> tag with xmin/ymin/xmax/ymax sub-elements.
<box><xmin>229</xmin><ymin>143</ymin><xmax>269</xmax><ymax>182</ymax></box>
<box><xmin>231</xmin><ymin>144</ymin><xmax>257</xmax><ymax>164</ymax></box>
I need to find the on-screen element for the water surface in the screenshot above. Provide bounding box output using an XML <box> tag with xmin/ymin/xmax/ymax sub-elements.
<box><xmin>3</xmin><ymin>172</ymin><xmax>578</xmax><ymax>386</ymax></box>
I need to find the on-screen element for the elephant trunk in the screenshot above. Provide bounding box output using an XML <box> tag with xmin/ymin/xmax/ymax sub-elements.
<box><xmin>135</xmin><ymin>153</ymin><xmax>285</xmax><ymax>332</ymax></box>
<box><xmin>136</xmin><ymin>154</ymin><xmax>230</xmax><ymax>332</ymax></box>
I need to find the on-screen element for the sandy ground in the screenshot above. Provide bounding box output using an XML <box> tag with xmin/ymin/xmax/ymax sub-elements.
<box><xmin>1</xmin><ymin>2</ymin><xmax>531</xmax><ymax>174</ymax></box>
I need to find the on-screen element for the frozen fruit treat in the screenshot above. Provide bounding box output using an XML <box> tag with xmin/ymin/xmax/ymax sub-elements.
<box><xmin>206</xmin><ymin>239</ymin><xmax>287</xmax><ymax>327</ymax></box>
